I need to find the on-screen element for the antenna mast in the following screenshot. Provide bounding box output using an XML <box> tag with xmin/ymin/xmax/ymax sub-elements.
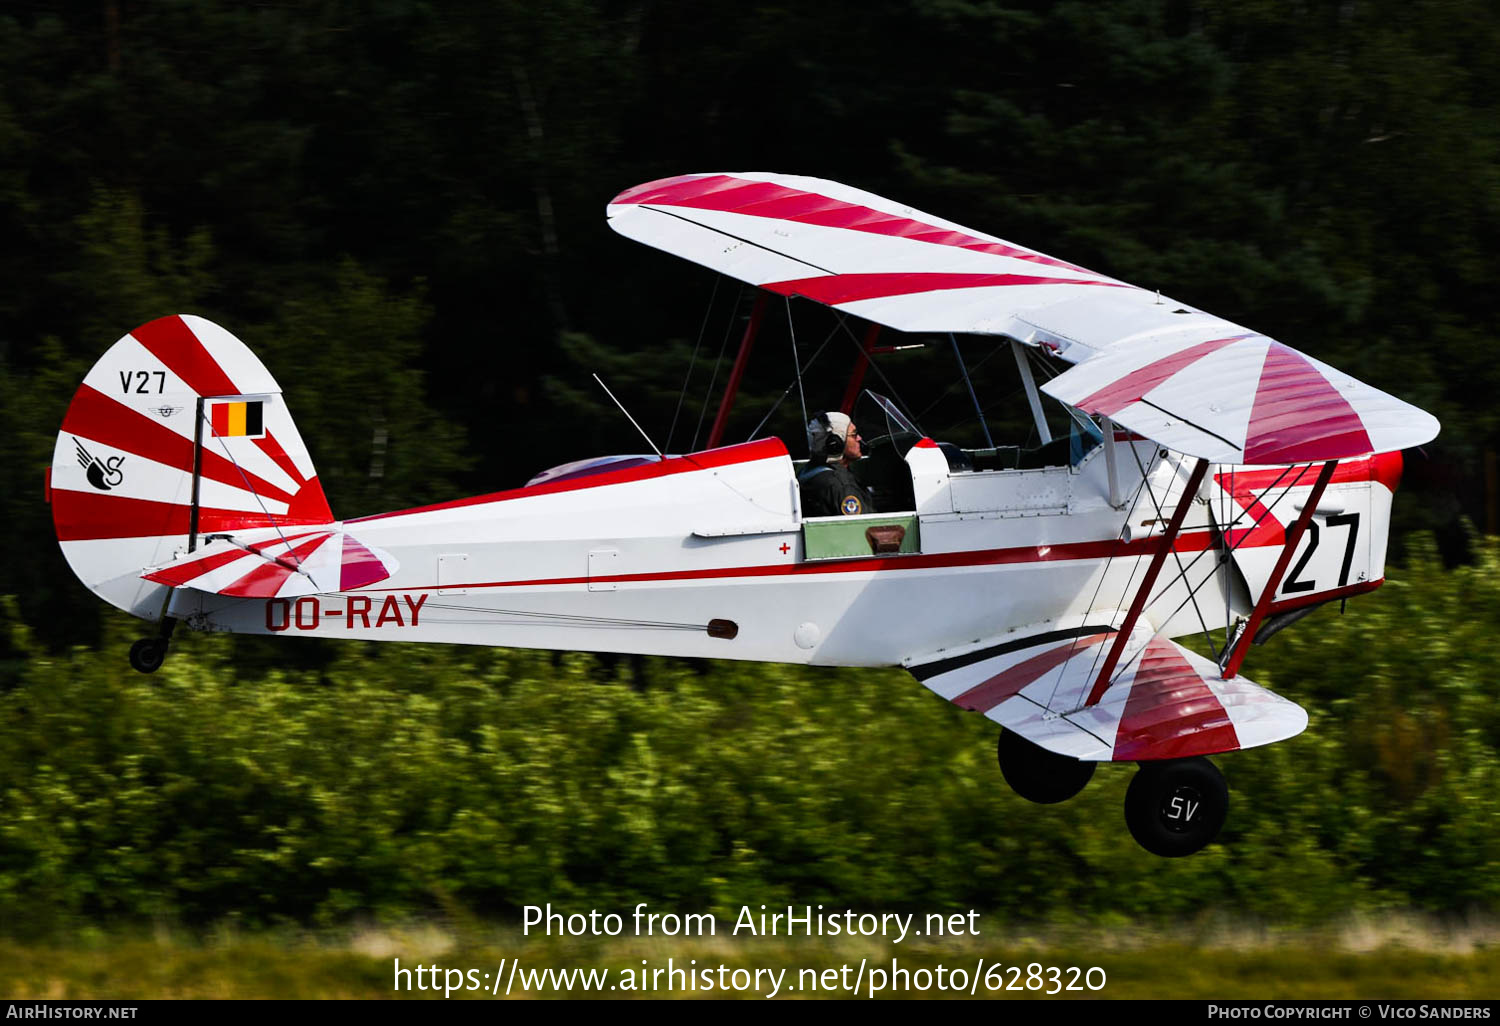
<box><xmin>593</xmin><ymin>374</ymin><xmax>665</xmax><ymax>459</ymax></box>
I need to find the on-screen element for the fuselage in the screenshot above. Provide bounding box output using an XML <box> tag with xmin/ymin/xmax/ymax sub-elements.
<box><xmin>169</xmin><ymin>436</ymin><xmax>1399</xmax><ymax>669</ymax></box>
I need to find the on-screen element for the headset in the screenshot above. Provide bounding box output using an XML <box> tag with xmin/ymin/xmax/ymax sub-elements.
<box><xmin>807</xmin><ymin>411</ymin><xmax>847</xmax><ymax>459</ymax></box>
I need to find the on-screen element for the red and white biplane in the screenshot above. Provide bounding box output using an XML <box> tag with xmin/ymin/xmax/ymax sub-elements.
<box><xmin>48</xmin><ymin>173</ymin><xmax>1438</xmax><ymax>856</ymax></box>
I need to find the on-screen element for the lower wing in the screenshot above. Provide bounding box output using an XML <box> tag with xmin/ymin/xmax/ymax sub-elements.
<box><xmin>906</xmin><ymin>620</ymin><xmax>1306</xmax><ymax>761</ymax></box>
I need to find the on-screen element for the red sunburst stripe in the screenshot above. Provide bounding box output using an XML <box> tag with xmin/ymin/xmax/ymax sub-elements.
<box><xmin>53</xmin><ymin>490</ymin><xmax>334</xmax><ymax>541</ymax></box>
<box><xmin>219</xmin><ymin>533</ymin><xmax>338</xmax><ymax>597</ymax></box>
<box><xmin>760</xmin><ymin>271</ymin><xmax>1125</xmax><ymax>306</ymax></box>
<box><xmin>1214</xmin><ymin>463</ymin><xmax>1323</xmax><ymax>550</ymax></box>
<box><xmin>62</xmin><ymin>385</ymin><xmax>297</xmax><ymax>505</ymax></box>
<box><xmin>130</xmin><ymin>315</ymin><xmax>240</xmax><ymax>398</ymax></box>
<box><xmin>611</xmin><ymin>174</ymin><xmax>1100</xmax><ymax>275</ymax></box>
<box><xmin>142</xmin><ymin>546</ymin><xmax>254</xmax><ymax>587</ymax></box>
<box><xmin>951</xmin><ymin>633</ymin><xmax>1114</xmax><ymax>713</ymax></box>
<box><xmin>1244</xmin><ymin>344</ymin><xmax>1372</xmax><ymax>463</ymax></box>
<box><xmin>1112</xmin><ymin>641</ymin><xmax>1238</xmax><ymax>760</ymax></box>
<box><xmin>141</xmin><ymin>529</ymin><xmax>330</xmax><ymax>587</ymax></box>
<box><xmin>253</xmin><ymin>432</ymin><xmax>307</xmax><ymax>486</ymax></box>
<box><xmin>340</xmin><ymin>534</ymin><xmax>391</xmax><ymax>590</ymax></box>
<box><xmin>1073</xmin><ymin>335</ymin><xmax>1254</xmax><ymax>416</ymax></box>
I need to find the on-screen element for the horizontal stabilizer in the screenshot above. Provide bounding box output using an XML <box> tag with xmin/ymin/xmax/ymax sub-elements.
<box><xmin>142</xmin><ymin>527</ymin><xmax>398</xmax><ymax>598</ymax></box>
<box><xmin>908</xmin><ymin>625</ymin><xmax>1306</xmax><ymax>762</ymax></box>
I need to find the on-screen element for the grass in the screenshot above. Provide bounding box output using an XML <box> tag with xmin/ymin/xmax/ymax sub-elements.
<box><xmin>3</xmin><ymin>915</ymin><xmax>1497</xmax><ymax>999</ymax></box>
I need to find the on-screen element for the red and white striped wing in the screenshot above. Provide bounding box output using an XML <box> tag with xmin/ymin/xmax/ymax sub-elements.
<box><xmin>909</xmin><ymin>627</ymin><xmax>1306</xmax><ymax>761</ymax></box>
<box><xmin>141</xmin><ymin>527</ymin><xmax>397</xmax><ymax>598</ymax></box>
<box><xmin>1042</xmin><ymin>332</ymin><xmax>1439</xmax><ymax>464</ymax></box>
<box><xmin>607</xmin><ymin>173</ymin><xmax>1132</xmax><ymax>335</ymax></box>
<box><xmin>609</xmin><ymin>173</ymin><xmax>1439</xmax><ymax>462</ymax></box>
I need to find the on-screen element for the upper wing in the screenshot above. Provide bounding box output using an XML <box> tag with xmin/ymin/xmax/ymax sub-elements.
<box><xmin>906</xmin><ymin>620</ymin><xmax>1307</xmax><ymax>762</ymax></box>
<box><xmin>606</xmin><ymin>172</ymin><xmax>1134</xmax><ymax>337</ymax></box>
<box><xmin>608</xmin><ymin>172</ymin><xmax>1439</xmax><ymax>462</ymax></box>
<box><xmin>1039</xmin><ymin>331</ymin><xmax>1439</xmax><ymax>464</ymax></box>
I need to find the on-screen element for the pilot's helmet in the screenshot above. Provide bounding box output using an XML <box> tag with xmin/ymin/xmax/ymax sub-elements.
<box><xmin>807</xmin><ymin>410</ymin><xmax>852</xmax><ymax>459</ymax></box>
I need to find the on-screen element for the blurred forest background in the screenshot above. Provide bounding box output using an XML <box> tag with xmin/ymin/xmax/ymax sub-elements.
<box><xmin>0</xmin><ymin>0</ymin><xmax>1497</xmax><ymax>936</ymax></box>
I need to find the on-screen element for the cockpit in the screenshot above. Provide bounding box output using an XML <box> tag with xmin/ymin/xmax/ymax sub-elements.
<box><xmin>835</xmin><ymin>387</ymin><xmax>1105</xmax><ymax>515</ymax></box>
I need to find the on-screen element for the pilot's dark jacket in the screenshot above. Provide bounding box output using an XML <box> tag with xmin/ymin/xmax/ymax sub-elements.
<box><xmin>799</xmin><ymin>460</ymin><xmax>876</xmax><ymax>517</ymax></box>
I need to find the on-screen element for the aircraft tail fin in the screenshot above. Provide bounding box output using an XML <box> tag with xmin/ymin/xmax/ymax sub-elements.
<box><xmin>48</xmin><ymin>314</ymin><xmax>334</xmax><ymax>620</ymax></box>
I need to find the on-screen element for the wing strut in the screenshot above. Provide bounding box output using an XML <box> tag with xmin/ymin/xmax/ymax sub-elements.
<box><xmin>1011</xmin><ymin>340</ymin><xmax>1053</xmax><ymax>445</ymax></box>
<box><xmin>1219</xmin><ymin>459</ymin><xmax>1337</xmax><ymax>679</ymax></box>
<box><xmin>1085</xmin><ymin>456</ymin><xmax>1209</xmax><ymax>706</ymax></box>
<box><xmin>187</xmin><ymin>396</ymin><xmax>206</xmax><ymax>553</ymax></box>
<box><xmin>706</xmin><ymin>293</ymin><xmax>768</xmax><ymax>449</ymax></box>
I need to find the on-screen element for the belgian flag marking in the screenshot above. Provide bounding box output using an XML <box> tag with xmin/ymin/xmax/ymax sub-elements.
<box><xmin>210</xmin><ymin>400</ymin><xmax>265</xmax><ymax>438</ymax></box>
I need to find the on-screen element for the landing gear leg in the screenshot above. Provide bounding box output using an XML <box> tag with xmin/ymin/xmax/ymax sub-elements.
<box><xmin>129</xmin><ymin>616</ymin><xmax>177</xmax><ymax>675</ymax></box>
<box><xmin>997</xmin><ymin>729</ymin><xmax>1096</xmax><ymax>804</ymax></box>
<box><xmin>1124</xmin><ymin>757</ymin><xmax>1228</xmax><ymax>857</ymax></box>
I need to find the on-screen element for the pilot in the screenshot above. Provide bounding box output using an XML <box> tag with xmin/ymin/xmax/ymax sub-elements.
<box><xmin>799</xmin><ymin>410</ymin><xmax>877</xmax><ymax>517</ymax></box>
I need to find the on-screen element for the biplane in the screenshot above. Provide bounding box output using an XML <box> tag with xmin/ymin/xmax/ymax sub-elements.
<box><xmin>48</xmin><ymin>172</ymin><xmax>1439</xmax><ymax>856</ymax></box>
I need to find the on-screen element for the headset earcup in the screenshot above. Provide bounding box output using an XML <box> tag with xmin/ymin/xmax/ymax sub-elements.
<box><xmin>814</xmin><ymin>412</ymin><xmax>843</xmax><ymax>458</ymax></box>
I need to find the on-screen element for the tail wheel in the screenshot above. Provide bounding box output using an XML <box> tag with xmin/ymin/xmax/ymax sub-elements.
<box><xmin>1124</xmin><ymin>757</ymin><xmax>1228</xmax><ymax>857</ymax></box>
<box><xmin>128</xmin><ymin>638</ymin><xmax>166</xmax><ymax>674</ymax></box>
<box><xmin>997</xmin><ymin>729</ymin><xmax>1095</xmax><ymax>804</ymax></box>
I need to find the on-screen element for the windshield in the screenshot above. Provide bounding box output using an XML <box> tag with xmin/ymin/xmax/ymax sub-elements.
<box><xmin>866</xmin><ymin>390</ymin><xmax>921</xmax><ymax>438</ymax></box>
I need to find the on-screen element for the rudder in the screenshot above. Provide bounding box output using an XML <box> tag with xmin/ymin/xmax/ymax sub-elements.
<box><xmin>49</xmin><ymin>314</ymin><xmax>334</xmax><ymax>620</ymax></box>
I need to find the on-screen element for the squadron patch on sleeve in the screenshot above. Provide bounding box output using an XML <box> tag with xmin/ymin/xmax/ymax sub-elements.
<box><xmin>841</xmin><ymin>494</ymin><xmax>862</xmax><ymax>515</ymax></box>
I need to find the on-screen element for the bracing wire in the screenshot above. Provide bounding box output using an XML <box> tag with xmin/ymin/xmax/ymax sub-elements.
<box><xmin>787</xmin><ymin>296</ymin><xmax>809</xmax><ymax>434</ymax></box>
<box><xmin>834</xmin><ymin>314</ymin><xmax>923</xmax><ymax>434</ymax></box>
<box><xmin>746</xmin><ymin>321</ymin><xmax>841</xmax><ymax>441</ymax></box>
<box><xmin>1126</xmin><ymin>446</ymin><xmax>1220</xmax><ymax>662</ymax></box>
<box><xmin>691</xmin><ymin>285</ymin><xmax>745</xmax><ymax>451</ymax></box>
<box><xmin>665</xmin><ymin>274</ymin><xmax>720</xmax><ymax>454</ymax></box>
<box><xmin>1038</xmin><ymin>443</ymin><xmax>1157</xmax><ymax>713</ymax></box>
<box><xmin>914</xmin><ymin>337</ymin><xmax>1010</xmax><ymax>423</ymax></box>
<box><xmin>204</xmin><ymin>409</ymin><xmax>305</xmax><ymax>570</ymax></box>
<box><xmin>1054</xmin><ymin>446</ymin><xmax>1164</xmax><ymax>707</ymax></box>
<box><xmin>1150</xmin><ymin>462</ymin><xmax>1320</xmax><ymax>643</ymax></box>
<box><xmin>1135</xmin><ymin>461</ymin><xmax>1304</xmax><ymax>619</ymax></box>
<box><xmin>1059</xmin><ymin>451</ymin><xmax>1313</xmax><ymax>701</ymax></box>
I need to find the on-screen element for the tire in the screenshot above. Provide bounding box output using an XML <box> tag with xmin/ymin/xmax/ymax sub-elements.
<box><xmin>1124</xmin><ymin>757</ymin><xmax>1228</xmax><ymax>857</ymax></box>
<box><xmin>997</xmin><ymin>729</ymin><xmax>1095</xmax><ymax>804</ymax></box>
<box><xmin>128</xmin><ymin>638</ymin><xmax>166</xmax><ymax>674</ymax></box>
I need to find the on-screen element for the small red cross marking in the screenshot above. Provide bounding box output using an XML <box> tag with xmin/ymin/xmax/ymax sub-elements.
<box><xmin>779</xmin><ymin>543</ymin><xmax>790</xmax><ymax>554</ymax></box>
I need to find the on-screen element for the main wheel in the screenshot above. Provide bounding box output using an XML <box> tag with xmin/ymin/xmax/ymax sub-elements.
<box><xmin>128</xmin><ymin>638</ymin><xmax>166</xmax><ymax>674</ymax></box>
<box><xmin>997</xmin><ymin>729</ymin><xmax>1095</xmax><ymax>804</ymax></box>
<box><xmin>1124</xmin><ymin>757</ymin><xmax>1228</xmax><ymax>857</ymax></box>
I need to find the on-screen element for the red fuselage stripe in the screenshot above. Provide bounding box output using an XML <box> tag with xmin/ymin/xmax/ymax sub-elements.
<box><xmin>357</xmin><ymin>529</ymin><xmax>1224</xmax><ymax>593</ymax></box>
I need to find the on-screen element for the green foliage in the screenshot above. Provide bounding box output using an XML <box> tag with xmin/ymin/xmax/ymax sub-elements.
<box><xmin>257</xmin><ymin>260</ymin><xmax>471</xmax><ymax>518</ymax></box>
<box><xmin>1</xmin><ymin>0</ymin><xmax>1498</xmax><ymax>935</ymax></box>
<box><xmin>3</xmin><ymin>932</ymin><xmax>1498</xmax><ymax>999</ymax></box>
<box><xmin>0</xmin><ymin>540</ymin><xmax>1496</xmax><ymax>935</ymax></box>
